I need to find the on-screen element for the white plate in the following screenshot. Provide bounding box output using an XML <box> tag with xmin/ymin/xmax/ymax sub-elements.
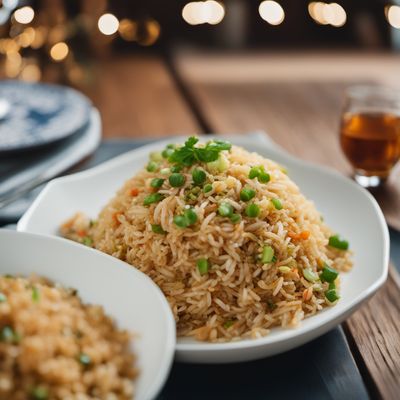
<box><xmin>0</xmin><ymin>230</ymin><xmax>176</xmax><ymax>399</ymax></box>
<box><xmin>17</xmin><ymin>133</ymin><xmax>389</xmax><ymax>364</ymax></box>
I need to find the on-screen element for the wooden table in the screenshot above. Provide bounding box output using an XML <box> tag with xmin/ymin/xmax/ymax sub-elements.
<box><xmin>23</xmin><ymin>52</ymin><xmax>400</xmax><ymax>399</ymax></box>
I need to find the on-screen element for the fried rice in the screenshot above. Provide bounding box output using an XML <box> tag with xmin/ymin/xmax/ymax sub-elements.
<box><xmin>0</xmin><ymin>275</ymin><xmax>137</xmax><ymax>399</ymax></box>
<box><xmin>61</xmin><ymin>138</ymin><xmax>352</xmax><ymax>342</ymax></box>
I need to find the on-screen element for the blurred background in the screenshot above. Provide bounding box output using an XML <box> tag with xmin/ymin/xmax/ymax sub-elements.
<box><xmin>0</xmin><ymin>0</ymin><xmax>399</xmax><ymax>87</ymax></box>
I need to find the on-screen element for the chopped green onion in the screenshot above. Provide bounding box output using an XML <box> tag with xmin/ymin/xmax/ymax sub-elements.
<box><xmin>184</xmin><ymin>208</ymin><xmax>198</xmax><ymax>225</ymax></box>
<box><xmin>173</xmin><ymin>215</ymin><xmax>188</xmax><ymax>228</ymax></box>
<box><xmin>320</xmin><ymin>264</ymin><xmax>339</xmax><ymax>283</ymax></box>
<box><xmin>303</xmin><ymin>268</ymin><xmax>319</xmax><ymax>282</ymax></box>
<box><xmin>271</xmin><ymin>198</ymin><xmax>283</xmax><ymax>210</ymax></box>
<box><xmin>240</xmin><ymin>187</ymin><xmax>256</xmax><ymax>202</ymax></box>
<box><xmin>166</xmin><ymin>143</ymin><xmax>175</xmax><ymax>149</ymax></box>
<box><xmin>203</xmin><ymin>184</ymin><xmax>213</xmax><ymax>193</ymax></box>
<box><xmin>150</xmin><ymin>151</ymin><xmax>163</xmax><ymax>162</ymax></box>
<box><xmin>0</xmin><ymin>292</ymin><xmax>7</xmax><ymax>302</ymax></box>
<box><xmin>218</xmin><ymin>202</ymin><xmax>234</xmax><ymax>217</ymax></box>
<box><xmin>79</xmin><ymin>352</ymin><xmax>91</xmax><ymax>366</ymax></box>
<box><xmin>223</xmin><ymin>320</ymin><xmax>234</xmax><ymax>329</ymax></box>
<box><xmin>160</xmin><ymin>167</ymin><xmax>170</xmax><ymax>175</ymax></box>
<box><xmin>328</xmin><ymin>235</ymin><xmax>349</xmax><ymax>250</ymax></box>
<box><xmin>230</xmin><ymin>213</ymin><xmax>242</xmax><ymax>224</ymax></box>
<box><xmin>32</xmin><ymin>286</ymin><xmax>40</xmax><ymax>303</ymax></box>
<box><xmin>245</xmin><ymin>203</ymin><xmax>260</xmax><ymax>218</ymax></box>
<box><xmin>151</xmin><ymin>224</ymin><xmax>166</xmax><ymax>234</ymax></box>
<box><xmin>325</xmin><ymin>289</ymin><xmax>340</xmax><ymax>303</ymax></box>
<box><xmin>162</xmin><ymin>148</ymin><xmax>175</xmax><ymax>159</ymax></box>
<box><xmin>82</xmin><ymin>237</ymin><xmax>92</xmax><ymax>247</ymax></box>
<box><xmin>249</xmin><ymin>166</ymin><xmax>261</xmax><ymax>179</ymax></box>
<box><xmin>31</xmin><ymin>386</ymin><xmax>49</xmax><ymax>400</ymax></box>
<box><xmin>207</xmin><ymin>155</ymin><xmax>228</xmax><ymax>172</ymax></box>
<box><xmin>197</xmin><ymin>258</ymin><xmax>209</xmax><ymax>275</ymax></box>
<box><xmin>261</xmin><ymin>245</ymin><xmax>274</xmax><ymax>263</ymax></box>
<box><xmin>150</xmin><ymin>178</ymin><xmax>165</xmax><ymax>188</ymax></box>
<box><xmin>258</xmin><ymin>171</ymin><xmax>270</xmax><ymax>183</ymax></box>
<box><xmin>169</xmin><ymin>173</ymin><xmax>185</xmax><ymax>187</ymax></box>
<box><xmin>192</xmin><ymin>168</ymin><xmax>207</xmax><ymax>185</ymax></box>
<box><xmin>278</xmin><ymin>266</ymin><xmax>291</xmax><ymax>273</ymax></box>
<box><xmin>328</xmin><ymin>282</ymin><xmax>336</xmax><ymax>290</ymax></box>
<box><xmin>0</xmin><ymin>326</ymin><xmax>16</xmax><ymax>343</ymax></box>
<box><xmin>143</xmin><ymin>193</ymin><xmax>164</xmax><ymax>206</ymax></box>
<box><xmin>267</xmin><ymin>300</ymin><xmax>277</xmax><ymax>310</ymax></box>
<box><xmin>171</xmin><ymin>164</ymin><xmax>183</xmax><ymax>173</ymax></box>
<box><xmin>146</xmin><ymin>161</ymin><xmax>158</xmax><ymax>172</ymax></box>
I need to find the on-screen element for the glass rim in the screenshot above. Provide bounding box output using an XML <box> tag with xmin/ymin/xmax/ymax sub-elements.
<box><xmin>345</xmin><ymin>84</ymin><xmax>400</xmax><ymax>102</ymax></box>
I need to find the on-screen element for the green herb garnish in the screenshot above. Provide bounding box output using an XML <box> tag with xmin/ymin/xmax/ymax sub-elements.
<box><xmin>230</xmin><ymin>213</ymin><xmax>242</xmax><ymax>224</ymax></box>
<box><xmin>78</xmin><ymin>353</ymin><xmax>91</xmax><ymax>366</ymax></box>
<box><xmin>325</xmin><ymin>289</ymin><xmax>340</xmax><ymax>302</ymax></box>
<box><xmin>82</xmin><ymin>237</ymin><xmax>92</xmax><ymax>247</ymax></box>
<box><xmin>168</xmin><ymin>137</ymin><xmax>231</xmax><ymax>166</ymax></box>
<box><xmin>146</xmin><ymin>161</ymin><xmax>158</xmax><ymax>172</ymax></box>
<box><xmin>0</xmin><ymin>292</ymin><xmax>6</xmax><ymax>302</ymax></box>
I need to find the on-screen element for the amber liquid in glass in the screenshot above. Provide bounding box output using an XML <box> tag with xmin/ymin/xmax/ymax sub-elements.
<box><xmin>340</xmin><ymin>112</ymin><xmax>400</xmax><ymax>178</ymax></box>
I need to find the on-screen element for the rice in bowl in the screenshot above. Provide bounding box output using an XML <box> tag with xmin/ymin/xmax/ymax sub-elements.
<box><xmin>61</xmin><ymin>137</ymin><xmax>352</xmax><ymax>342</ymax></box>
<box><xmin>0</xmin><ymin>275</ymin><xmax>137</xmax><ymax>399</ymax></box>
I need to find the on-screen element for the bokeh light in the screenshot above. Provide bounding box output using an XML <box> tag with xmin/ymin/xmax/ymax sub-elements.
<box><xmin>98</xmin><ymin>13</ymin><xmax>119</xmax><ymax>35</ymax></box>
<box><xmin>308</xmin><ymin>2</ymin><xmax>346</xmax><ymax>27</ymax></box>
<box><xmin>14</xmin><ymin>6</ymin><xmax>35</xmax><ymax>24</ymax></box>
<box><xmin>182</xmin><ymin>1</ymin><xmax>225</xmax><ymax>25</ymax></box>
<box><xmin>50</xmin><ymin>42</ymin><xmax>69</xmax><ymax>62</ymax></box>
<box><xmin>387</xmin><ymin>5</ymin><xmax>400</xmax><ymax>29</ymax></box>
<box><xmin>259</xmin><ymin>1</ymin><xmax>285</xmax><ymax>26</ymax></box>
<box><xmin>119</xmin><ymin>19</ymin><xmax>137</xmax><ymax>41</ymax></box>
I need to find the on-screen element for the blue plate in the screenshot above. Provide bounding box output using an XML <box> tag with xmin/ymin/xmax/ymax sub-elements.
<box><xmin>0</xmin><ymin>80</ymin><xmax>91</xmax><ymax>153</ymax></box>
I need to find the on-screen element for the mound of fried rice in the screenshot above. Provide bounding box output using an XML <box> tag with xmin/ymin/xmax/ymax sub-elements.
<box><xmin>61</xmin><ymin>139</ymin><xmax>352</xmax><ymax>342</ymax></box>
<box><xmin>0</xmin><ymin>275</ymin><xmax>137</xmax><ymax>399</ymax></box>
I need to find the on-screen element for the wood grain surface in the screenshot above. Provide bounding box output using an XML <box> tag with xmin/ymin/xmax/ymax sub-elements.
<box><xmin>174</xmin><ymin>52</ymin><xmax>400</xmax><ymax>231</ymax></box>
<box><xmin>81</xmin><ymin>56</ymin><xmax>200</xmax><ymax>138</ymax></box>
<box><xmin>173</xmin><ymin>52</ymin><xmax>400</xmax><ymax>399</ymax></box>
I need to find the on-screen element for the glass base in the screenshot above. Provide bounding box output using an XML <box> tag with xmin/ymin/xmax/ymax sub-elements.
<box><xmin>354</xmin><ymin>174</ymin><xmax>385</xmax><ymax>188</ymax></box>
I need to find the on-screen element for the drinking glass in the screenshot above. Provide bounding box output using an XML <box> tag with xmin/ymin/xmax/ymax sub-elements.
<box><xmin>340</xmin><ymin>85</ymin><xmax>400</xmax><ymax>188</ymax></box>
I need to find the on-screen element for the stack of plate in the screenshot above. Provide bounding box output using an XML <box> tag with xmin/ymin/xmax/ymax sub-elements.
<box><xmin>0</xmin><ymin>80</ymin><xmax>101</xmax><ymax>222</ymax></box>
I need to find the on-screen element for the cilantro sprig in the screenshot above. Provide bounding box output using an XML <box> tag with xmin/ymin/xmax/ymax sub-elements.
<box><xmin>168</xmin><ymin>137</ymin><xmax>231</xmax><ymax>167</ymax></box>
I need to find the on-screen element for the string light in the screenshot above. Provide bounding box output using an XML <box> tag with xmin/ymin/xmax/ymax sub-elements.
<box><xmin>98</xmin><ymin>13</ymin><xmax>119</xmax><ymax>35</ymax></box>
<box><xmin>308</xmin><ymin>2</ymin><xmax>346</xmax><ymax>27</ymax></box>
<box><xmin>13</xmin><ymin>6</ymin><xmax>35</xmax><ymax>24</ymax></box>
<box><xmin>182</xmin><ymin>1</ymin><xmax>225</xmax><ymax>25</ymax></box>
<box><xmin>119</xmin><ymin>19</ymin><xmax>137</xmax><ymax>41</ymax></box>
<box><xmin>50</xmin><ymin>42</ymin><xmax>69</xmax><ymax>62</ymax></box>
<box><xmin>386</xmin><ymin>5</ymin><xmax>400</xmax><ymax>29</ymax></box>
<box><xmin>259</xmin><ymin>1</ymin><xmax>285</xmax><ymax>25</ymax></box>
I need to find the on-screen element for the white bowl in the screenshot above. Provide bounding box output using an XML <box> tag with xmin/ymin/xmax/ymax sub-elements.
<box><xmin>0</xmin><ymin>230</ymin><xmax>176</xmax><ymax>399</ymax></box>
<box><xmin>17</xmin><ymin>133</ymin><xmax>389</xmax><ymax>363</ymax></box>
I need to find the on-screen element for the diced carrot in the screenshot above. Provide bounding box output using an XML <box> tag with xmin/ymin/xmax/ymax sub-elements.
<box><xmin>130</xmin><ymin>188</ymin><xmax>139</xmax><ymax>197</ymax></box>
<box><xmin>288</xmin><ymin>231</ymin><xmax>300</xmax><ymax>240</ymax></box>
<box><xmin>300</xmin><ymin>230</ymin><xmax>310</xmax><ymax>240</ymax></box>
<box><xmin>77</xmin><ymin>230</ymin><xmax>87</xmax><ymax>238</ymax></box>
<box><xmin>113</xmin><ymin>212</ymin><xmax>122</xmax><ymax>226</ymax></box>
